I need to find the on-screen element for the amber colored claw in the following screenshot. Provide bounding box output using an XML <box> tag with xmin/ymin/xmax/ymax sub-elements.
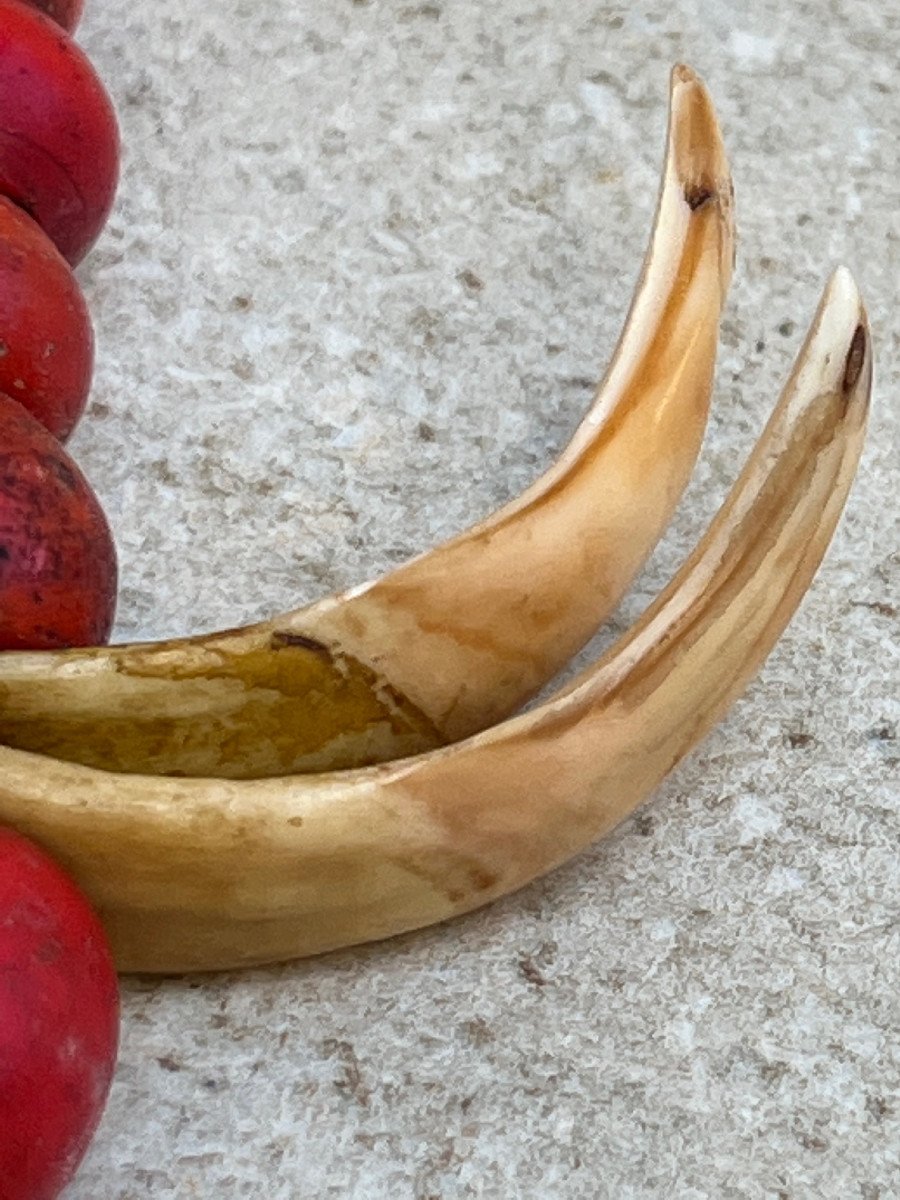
<box><xmin>0</xmin><ymin>269</ymin><xmax>870</xmax><ymax>974</ymax></box>
<box><xmin>0</xmin><ymin>66</ymin><xmax>733</xmax><ymax>779</ymax></box>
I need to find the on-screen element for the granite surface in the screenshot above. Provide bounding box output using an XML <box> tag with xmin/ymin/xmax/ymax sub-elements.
<box><xmin>57</xmin><ymin>0</ymin><xmax>898</xmax><ymax>1195</ymax></box>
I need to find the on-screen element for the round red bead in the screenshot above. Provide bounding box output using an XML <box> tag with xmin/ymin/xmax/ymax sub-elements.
<box><xmin>0</xmin><ymin>393</ymin><xmax>117</xmax><ymax>649</ymax></box>
<box><xmin>0</xmin><ymin>827</ymin><xmax>119</xmax><ymax>1200</ymax></box>
<box><xmin>0</xmin><ymin>196</ymin><xmax>94</xmax><ymax>441</ymax></box>
<box><xmin>0</xmin><ymin>0</ymin><xmax>119</xmax><ymax>265</ymax></box>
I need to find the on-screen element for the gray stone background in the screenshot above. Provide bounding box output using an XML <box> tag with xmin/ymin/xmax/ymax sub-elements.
<box><xmin>63</xmin><ymin>0</ymin><xmax>897</xmax><ymax>1196</ymax></box>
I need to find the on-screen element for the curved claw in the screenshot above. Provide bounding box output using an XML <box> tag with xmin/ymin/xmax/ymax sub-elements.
<box><xmin>0</xmin><ymin>269</ymin><xmax>870</xmax><ymax>973</ymax></box>
<box><xmin>0</xmin><ymin>65</ymin><xmax>733</xmax><ymax>779</ymax></box>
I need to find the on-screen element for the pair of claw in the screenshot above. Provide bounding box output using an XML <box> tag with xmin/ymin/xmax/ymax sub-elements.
<box><xmin>0</xmin><ymin>67</ymin><xmax>870</xmax><ymax>973</ymax></box>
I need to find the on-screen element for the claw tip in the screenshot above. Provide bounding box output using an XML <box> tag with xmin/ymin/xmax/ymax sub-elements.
<box><xmin>813</xmin><ymin>267</ymin><xmax>871</xmax><ymax>418</ymax></box>
<box><xmin>671</xmin><ymin>63</ymin><xmax>701</xmax><ymax>87</ymax></box>
<box><xmin>828</xmin><ymin>264</ymin><xmax>862</xmax><ymax>311</ymax></box>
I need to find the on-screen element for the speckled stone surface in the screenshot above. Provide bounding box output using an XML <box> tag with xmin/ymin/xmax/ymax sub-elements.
<box><xmin>58</xmin><ymin>0</ymin><xmax>898</xmax><ymax>1195</ymax></box>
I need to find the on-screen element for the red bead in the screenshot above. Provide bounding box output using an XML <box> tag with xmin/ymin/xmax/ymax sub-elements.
<box><xmin>0</xmin><ymin>393</ymin><xmax>117</xmax><ymax>649</ymax></box>
<box><xmin>0</xmin><ymin>0</ymin><xmax>119</xmax><ymax>265</ymax></box>
<box><xmin>17</xmin><ymin>0</ymin><xmax>84</xmax><ymax>32</ymax></box>
<box><xmin>0</xmin><ymin>197</ymin><xmax>94</xmax><ymax>441</ymax></box>
<box><xmin>0</xmin><ymin>827</ymin><xmax>119</xmax><ymax>1200</ymax></box>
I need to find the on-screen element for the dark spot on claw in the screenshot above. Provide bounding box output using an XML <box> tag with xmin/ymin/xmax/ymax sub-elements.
<box><xmin>469</xmin><ymin>867</ymin><xmax>497</xmax><ymax>892</ymax></box>
<box><xmin>270</xmin><ymin>631</ymin><xmax>332</xmax><ymax>658</ymax></box>
<box><xmin>842</xmin><ymin>324</ymin><xmax>867</xmax><ymax>395</ymax></box>
<box><xmin>684</xmin><ymin>181</ymin><xmax>715</xmax><ymax>211</ymax></box>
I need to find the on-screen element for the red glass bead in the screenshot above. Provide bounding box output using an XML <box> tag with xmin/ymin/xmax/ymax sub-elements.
<box><xmin>17</xmin><ymin>0</ymin><xmax>84</xmax><ymax>32</ymax></box>
<box><xmin>0</xmin><ymin>196</ymin><xmax>94</xmax><ymax>441</ymax></box>
<box><xmin>0</xmin><ymin>0</ymin><xmax>119</xmax><ymax>265</ymax></box>
<box><xmin>0</xmin><ymin>393</ymin><xmax>117</xmax><ymax>649</ymax></box>
<box><xmin>0</xmin><ymin>827</ymin><xmax>119</xmax><ymax>1200</ymax></box>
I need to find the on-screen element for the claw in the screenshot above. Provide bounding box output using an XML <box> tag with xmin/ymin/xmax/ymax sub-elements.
<box><xmin>0</xmin><ymin>270</ymin><xmax>870</xmax><ymax>973</ymax></box>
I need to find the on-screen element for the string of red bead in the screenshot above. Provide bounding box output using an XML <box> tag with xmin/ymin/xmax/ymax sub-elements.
<box><xmin>0</xmin><ymin>15</ymin><xmax>121</xmax><ymax>1200</ymax></box>
<box><xmin>0</xmin><ymin>18</ymin><xmax>121</xmax><ymax>1200</ymax></box>
<box><xmin>0</xmin><ymin>0</ymin><xmax>119</xmax><ymax>649</ymax></box>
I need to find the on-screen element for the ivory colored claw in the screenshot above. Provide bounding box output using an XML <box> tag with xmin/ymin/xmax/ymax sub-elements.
<box><xmin>0</xmin><ymin>269</ymin><xmax>870</xmax><ymax>974</ymax></box>
<box><xmin>0</xmin><ymin>65</ymin><xmax>733</xmax><ymax>779</ymax></box>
